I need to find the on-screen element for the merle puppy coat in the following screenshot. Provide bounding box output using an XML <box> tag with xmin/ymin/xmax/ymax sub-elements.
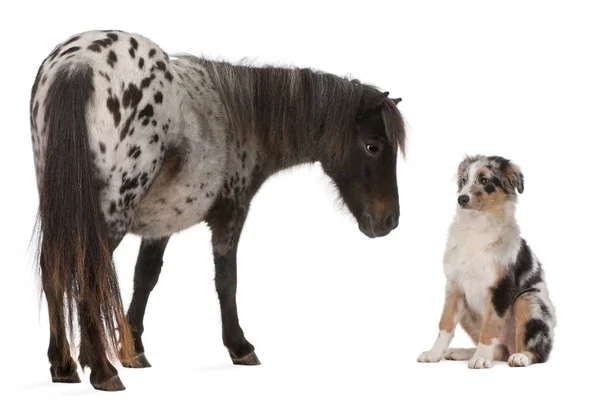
<box><xmin>417</xmin><ymin>155</ymin><xmax>556</xmax><ymax>369</ymax></box>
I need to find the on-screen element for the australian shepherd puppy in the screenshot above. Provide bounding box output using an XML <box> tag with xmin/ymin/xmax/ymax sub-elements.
<box><xmin>417</xmin><ymin>155</ymin><xmax>556</xmax><ymax>368</ymax></box>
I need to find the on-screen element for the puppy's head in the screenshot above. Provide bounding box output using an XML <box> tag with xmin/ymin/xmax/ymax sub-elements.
<box><xmin>455</xmin><ymin>155</ymin><xmax>524</xmax><ymax>214</ymax></box>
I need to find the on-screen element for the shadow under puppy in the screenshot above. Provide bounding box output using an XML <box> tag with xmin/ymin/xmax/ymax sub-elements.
<box><xmin>417</xmin><ymin>155</ymin><xmax>556</xmax><ymax>368</ymax></box>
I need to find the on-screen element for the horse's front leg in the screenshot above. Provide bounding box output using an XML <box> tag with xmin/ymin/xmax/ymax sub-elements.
<box><xmin>207</xmin><ymin>197</ymin><xmax>260</xmax><ymax>366</ymax></box>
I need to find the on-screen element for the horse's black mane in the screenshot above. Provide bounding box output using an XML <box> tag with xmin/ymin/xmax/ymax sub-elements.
<box><xmin>183</xmin><ymin>55</ymin><xmax>406</xmax><ymax>164</ymax></box>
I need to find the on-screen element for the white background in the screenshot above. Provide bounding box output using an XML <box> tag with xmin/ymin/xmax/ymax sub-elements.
<box><xmin>1</xmin><ymin>0</ymin><xmax>598</xmax><ymax>399</ymax></box>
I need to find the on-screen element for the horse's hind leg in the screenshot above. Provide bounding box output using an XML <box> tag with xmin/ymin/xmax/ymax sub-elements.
<box><xmin>46</xmin><ymin>303</ymin><xmax>80</xmax><ymax>383</ymax></box>
<box><xmin>43</xmin><ymin>245</ymin><xmax>122</xmax><ymax>390</ymax></box>
<box><xmin>78</xmin><ymin>304</ymin><xmax>123</xmax><ymax>391</ymax></box>
<box><xmin>121</xmin><ymin>236</ymin><xmax>170</xmax><ymax>368</ymax></box>
<box><xmin>77</xmin><ymin>234</ymin><xmax>127</xmax><ymax>392</ymax></box>
<box><xmin>43</xmin><ymin>254</ymin><xmax>80</xmax><ymax>383</ymax></box>
<box><xmin>207</xmin><ymin>197</ymin><xmax>260</xmax><ymax>366</ymax></box>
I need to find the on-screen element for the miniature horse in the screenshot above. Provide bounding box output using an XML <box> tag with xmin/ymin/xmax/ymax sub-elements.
<box><xmin>29</xmin><ymin>30</ymin><xmax>406</xmax><ymax>391</ymax></box>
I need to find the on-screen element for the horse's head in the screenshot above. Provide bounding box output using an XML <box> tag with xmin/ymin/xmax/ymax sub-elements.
<box><xmin>321</xmin><ymin>87</ymin><xmax>405</xmax><ymax>238</ymax></box>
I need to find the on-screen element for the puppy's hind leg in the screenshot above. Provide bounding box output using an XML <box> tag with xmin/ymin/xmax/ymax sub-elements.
<box><xmin>444</xmin><ymin>348</ymin><xmax>475</xmax><ymax>361</ymax></box>
<box><xmin>509</xmin><ymin>294</ymin><xmax>554</xmax><ymax>367</ymax></box>
<box><xmin>445</xmin><ymin>346</ymin><xmax>508</xmax><ymax>361</ymax></box>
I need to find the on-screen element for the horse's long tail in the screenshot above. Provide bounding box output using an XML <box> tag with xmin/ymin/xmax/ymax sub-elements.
<box><xmin>35</xmin><ymin>64</ymin><xmax>134</xmax><ymax>367</ymax></box>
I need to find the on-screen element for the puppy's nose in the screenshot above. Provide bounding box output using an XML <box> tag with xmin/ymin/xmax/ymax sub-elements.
<box><xmin>457</xmin><ymin>195</ymin><xmax>470</xmax><ymax>207</ymax></box>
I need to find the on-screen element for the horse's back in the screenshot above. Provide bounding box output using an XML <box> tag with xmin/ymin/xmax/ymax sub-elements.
<box><xmin>30</xmin><ymin>30</ymin><xmax>229</xmax><ymax>239</ymax></box>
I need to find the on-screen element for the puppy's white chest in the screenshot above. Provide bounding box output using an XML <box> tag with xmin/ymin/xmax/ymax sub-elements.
<box><xmin>444</xmin><ymin>238</ymin><xmax>497</xmax><ymax>315</ymax></box>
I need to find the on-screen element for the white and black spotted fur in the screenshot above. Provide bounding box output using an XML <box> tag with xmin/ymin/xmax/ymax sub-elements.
<box><xmin>417</xmin><ymin>155</ymin><xmax>556</xmax><ymax>369</ymax></box>
<box><xmin>30</xmin><ymin>30</ymin><xmax>406</xmax><ymax>391</ymax></box>
<box><xmin>32</xmin><ymin>33</ymin><xmax>230</xmax><ymax>239</ymax></box>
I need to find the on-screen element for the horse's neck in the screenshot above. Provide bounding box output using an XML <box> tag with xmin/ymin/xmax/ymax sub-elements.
<box><xmin>174</xmin><ymin>58</ymin><xmax>323</xmax><ymax>178</ymax></box>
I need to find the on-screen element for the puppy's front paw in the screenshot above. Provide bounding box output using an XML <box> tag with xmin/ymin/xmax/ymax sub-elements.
<box><xmin>417</xmin><ymin>351</ymin><xmax>443</xmax><ymax>363</ymax></box>
<box><xmin>468</xmin><ymin>356</ymin><xmax>493</xmax><ymax>369</ymax></box>
<box><xmin>508</xmin><ymin>352</ymin><xmax>533</xmax><ymax>367</ymax></box>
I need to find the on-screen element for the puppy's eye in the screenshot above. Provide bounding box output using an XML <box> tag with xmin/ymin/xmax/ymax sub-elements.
<box><xmin>366</xmin><ymin>144</ymin><xmax>379</xmax><ymax>154</ymax></box>
<box><xmin>480</xmin><ymin>177</ymin><xmax>489</xmax><ymax>185</ymax></box>
<box><xmin>460</xmin><ymin>178</ymin><xmax>467</xmax><ymax>185</ymax></box>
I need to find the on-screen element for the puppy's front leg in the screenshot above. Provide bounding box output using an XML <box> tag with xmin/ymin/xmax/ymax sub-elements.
<box><xmin>468</xmin><ymin>297</ymin><xmax>507</xmax><ymax>369</ymax></box>
<box><xmin>418</xmin><ymin>282</ymin><xmax>464</xmax><ymax>363</ymax></box>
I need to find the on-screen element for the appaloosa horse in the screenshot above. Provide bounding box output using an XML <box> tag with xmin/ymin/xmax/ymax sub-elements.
<box><xmin>29</xmin><ymin>29</ymin><xmax>406</xmax><ymax>391</ymax></box>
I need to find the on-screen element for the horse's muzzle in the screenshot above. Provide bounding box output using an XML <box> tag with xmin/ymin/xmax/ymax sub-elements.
<box><xmin>359</xmin><ymin>211</ymin><xmax>399</xmax><ymax>238</ymax></box>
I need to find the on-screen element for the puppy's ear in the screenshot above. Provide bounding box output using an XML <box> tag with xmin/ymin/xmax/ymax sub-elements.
<box><xmin>504</xmin><ymin>162</ymin><xmax>524</xmax><ymax>194</ymax></box>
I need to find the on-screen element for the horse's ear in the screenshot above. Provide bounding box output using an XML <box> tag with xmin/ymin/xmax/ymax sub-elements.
<box><xmin>358</xmin><ymin>90</ymin><xmax>389</xmax><ymax>118</ymax></box>
<box><xmin>392</xmin><ymin>97</ymin><xmax>402</xmax><ymax>105</ymax></box>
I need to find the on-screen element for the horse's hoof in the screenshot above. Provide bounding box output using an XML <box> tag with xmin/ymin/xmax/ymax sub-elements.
<box><xmin>121</xmin><ymin>353</ymin><xmax>152</xmax><ymax>368</ymax></box>
<box><xmin>231</xmin><ymin>351</ymin><xmax>261</xmax><ymax>366</ymax></box>
<box><xmin>91</xmin><ymin>374</ymin><xmax>126</xmax><ymax>392</ymax></box>
<box><xmin>50</xmin><ymin>366</ymin><xmax>81</xmax><ymax>383</ymax></box>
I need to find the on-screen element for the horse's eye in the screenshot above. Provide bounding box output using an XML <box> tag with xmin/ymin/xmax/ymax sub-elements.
<box><xmin>366</xmin><ymin>144</ymin><xmax>379</xmax><ymax>154</ymax></box>
<box><xmin>480</xmin><ymin>177</ymin><xmax>489</xmax><ymax>185</ymax></box>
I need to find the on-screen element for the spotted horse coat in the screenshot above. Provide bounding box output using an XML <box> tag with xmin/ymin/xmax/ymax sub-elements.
<box><xmin>32</xmin><ymin>32</ymin><xmax>240</xmax><ymax>239</ymax></box>
<box><xmin>30</xmin><ymin>29</ymin><xmax>406</xmax><ymax>391</ymax></box>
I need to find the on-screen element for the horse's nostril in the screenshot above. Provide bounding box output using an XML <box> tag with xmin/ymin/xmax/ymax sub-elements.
<box><xmin>457</xmin><ymin>195</ymin><xmax>470</xmax><ymax>207</ymax></box>
<box><xmin>385</xmin><ymin>213</ymin><xmax>398</xmax><ymax>230</ymax></box>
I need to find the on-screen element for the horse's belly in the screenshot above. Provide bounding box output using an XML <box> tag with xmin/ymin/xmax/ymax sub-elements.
<box><xmin>131</xmin><ymin>195</ymin><xmax>213</xmax><ymax>238</ymax></box>
<box><xmin>130</xmin><ymin>131</ymin><xmax>227</xmax><ymax>238</ymax></box>
<box><xmin>131</xmin><ymin>169</ymin><xmax>223</xmax><ymax>238</ymax></box>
